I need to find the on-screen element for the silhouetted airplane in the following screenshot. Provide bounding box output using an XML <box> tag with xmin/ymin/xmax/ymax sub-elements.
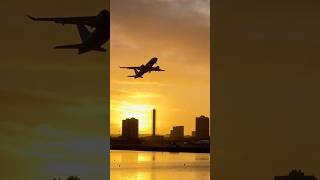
<box><xmin>120</xmin><ymin>57</ymin><xmax>165</xmax><ymax>78</ymax></box>
<box><xmin>28</xmin><ymin>10</ymin><xmax>109</xmax><ymax>54</ymax></box>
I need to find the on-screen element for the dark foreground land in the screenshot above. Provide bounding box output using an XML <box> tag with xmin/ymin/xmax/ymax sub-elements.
<box><xmin>111</xmin><ymin>144</ymin><xmax>210</xmax><ymax>153</ymax></box>
<box><xmin>110</xmin><ymin>136</ymin><xmax>210</xmax><ymax>153</ymax></box>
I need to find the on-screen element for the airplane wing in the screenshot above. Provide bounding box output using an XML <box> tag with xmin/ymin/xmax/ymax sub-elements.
<box><xmin>119</xmin><ymin>66</ymin><xmax>141</xmax><ymax>70</ymax></box>
<box><xmin>27</xmin><ymin>15</ymin><xmax>96</xmax><ymax>27</ymax></box>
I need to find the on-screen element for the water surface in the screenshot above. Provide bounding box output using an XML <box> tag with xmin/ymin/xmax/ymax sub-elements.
<box><xmin>110</xmin><ymin>150</ymin><xmax>210</xmax><ymax>180</ymax></box>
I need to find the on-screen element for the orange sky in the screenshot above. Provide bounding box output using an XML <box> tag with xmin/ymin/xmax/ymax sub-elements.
<box><xmin>0</xmin><ymin>1</ymin><xmax>108</xmax><ymax>179</ymax></box>
<box><xmin>110</xmin><ymin>0</ymin><xmax>210</xmax><ymax>135</ymax></box>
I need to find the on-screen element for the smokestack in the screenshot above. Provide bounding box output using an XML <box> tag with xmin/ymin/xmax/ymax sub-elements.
<box><xmin>152</xmin><ymin>109</ymin><xmax>156</xmax><ymax>136</ymax></box>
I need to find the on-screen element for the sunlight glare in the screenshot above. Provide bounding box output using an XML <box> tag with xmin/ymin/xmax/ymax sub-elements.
<box><xmin>118</xmin><ymin>101</ymin><xmax>154</xmax><ymax>134</ymax></box>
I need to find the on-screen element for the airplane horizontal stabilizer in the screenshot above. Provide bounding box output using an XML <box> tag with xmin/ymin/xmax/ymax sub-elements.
<box><xmin>27</xmin><ymin>15</ymin><xmax>37</xmax><ymax>21</ymax></box>
<box><xmin>94</xmin><ymin>48</ymin><xmax>107</xmax><ymax>52</ymax></box>
<box><xmin>55</xmin><ymin>44</ymin><xmax>83</xmax><ymax>49</ymax></box>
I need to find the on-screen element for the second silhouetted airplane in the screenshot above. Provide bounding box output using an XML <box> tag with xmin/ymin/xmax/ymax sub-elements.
<box><xmin>120</xmin><ymin>57</ymin><xmax>165</xmax><ymax>78</ymax></box>
<box><xmin>28</xmin><ymin>9</ymin><xmax>109</xmax><ymax>54</ymax></box>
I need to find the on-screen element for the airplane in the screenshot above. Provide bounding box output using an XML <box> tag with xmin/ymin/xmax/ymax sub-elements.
<box><xmin>28</xmin><ymin>9</ymin><xmax>109</xmax><ymax>54</ymax></box>
<box><xmin>120</xmin><ymin>57</ymin><xmax>165</xmax><ymax>78</ymax></box>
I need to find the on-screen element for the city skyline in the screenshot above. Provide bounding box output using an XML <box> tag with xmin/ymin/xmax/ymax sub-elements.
<box><xmin>112</xmin><ymin>117</ymin><xmax>210</xmax><ymax>136</ymax></box>
<box><xmin>113</xmin><ymin>108</ymin><xmax>210</xmax><ymax>136</ymax></box>
<box><xmin>110</xmin><ymin>0</ymin><xmax>210</xmax><ymax>135</ymax></box>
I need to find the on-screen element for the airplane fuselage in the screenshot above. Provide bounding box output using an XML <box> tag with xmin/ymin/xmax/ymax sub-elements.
<box><xmin>120</xmin><ymin>57</ymin><xmax>164</xmax><ymax>78</ymax></box>
<box><xmin>134</xmin><ymin>58</ymin><xmax>158</xmax><ymax>78</ymax></box>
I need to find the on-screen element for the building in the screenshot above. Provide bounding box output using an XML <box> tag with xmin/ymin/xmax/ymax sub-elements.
<box><xmin>195</xmin><ymin>115</ymin><xmax>209</xmax><ymax>139</ymax></box>
<box><xmin>170</xmin><ymin>126</ymin><xmax>184</xmax><ymax>139</ymax></box>
<box><xmin>275</xmin><ymin>170</ymin><xmax>317</xmax><ymax>180</ymax></box>
<box><xmin>192</xmin><ymin>131</ymin><xmax>196</xmax><ymax>137</ymax></box>
<box><xmin>144</xmin><ymin>135</ymin><xmax>164</xmax><ymax>144</ymax></box>
<box><xmin>122</xmin><ymin>117</ymin><xmax>139</xmax><ymax>141</ymax></box>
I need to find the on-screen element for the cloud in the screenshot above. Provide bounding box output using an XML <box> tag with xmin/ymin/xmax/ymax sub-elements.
<box><xmin>111</xmin><ymin>89</ymin><xmax>161</xmax><ymax>100</ymax></box>
<box><xmin>111</xmin><ymin>25</ymin><xmax>141</xmax><ymax>49</ymax></box>
<box><xmin>111</xmin><ymin>0</ymin><xmax>210</xmax><ymax>65</ymax></box>
<box><xmin>112</xmin><ymin>80</ymin><xmax>166</xmax><ymax>86</ymax></box>
<box><xmin>154</xmin><ymin>0</ymin><xmax>210</xmax><ymax>17</ymax></box>
<box><xmin>0</xmin><ymin>121</ymin><xmax>107</xmax><ymax>179</ymax></box>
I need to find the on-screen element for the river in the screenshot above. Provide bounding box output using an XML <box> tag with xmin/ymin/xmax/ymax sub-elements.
<box><xmin>110</xmin><ymin>150</ymin><xmax>210</xmax><ymax>180</ymax></box>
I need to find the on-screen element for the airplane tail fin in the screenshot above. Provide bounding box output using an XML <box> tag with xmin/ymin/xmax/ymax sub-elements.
<box><xmin>77</xmin><ymin>24</ymin><xmax>91</xmax><ymax>43</ymax></box>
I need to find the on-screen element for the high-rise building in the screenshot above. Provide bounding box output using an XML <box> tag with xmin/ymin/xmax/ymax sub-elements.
<box><xmin>275</xmin><ymin>170</ymin><xmax>317</xmax><ymax>180</ymax></box>
<box><xmin>192</xmin><ymin>131</ymin><xmax>196</xmax><ymax>137</ymax></box>
<box><xmin>196</xmin><ymin>115</ymin><xmax>209</xmax><ymax>139</ymax></box>
<box><xmin>122</xmin><ymin>117</ymin><xmax>139</xmax><ymax>141</ymax></box>
<box><xmin>170</xmin><ymin>126</ymin><xmax>184</xmax><ymax>139</ymax></box>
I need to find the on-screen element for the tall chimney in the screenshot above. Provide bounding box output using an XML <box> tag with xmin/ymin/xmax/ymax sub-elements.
<box><xmin>152</xmin><ymin>109</ymin><xmax>156</xmax><ymax>136</ymax></box>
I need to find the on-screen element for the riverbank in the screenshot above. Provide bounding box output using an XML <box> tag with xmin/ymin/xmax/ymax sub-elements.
<box><xmin>110</xmin><ymin>144</ymin><xmax>210</xmax><ymax>153</ymax></box>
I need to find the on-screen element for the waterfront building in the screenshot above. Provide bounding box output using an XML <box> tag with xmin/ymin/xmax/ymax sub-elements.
<box><xmin>122</xmin><ymin>117</ymin><xmax>139</xmax><ymax>141</ymax></box>
<box><xmin>195</xmin><ymin>115</ymin><xmax>209</xmax><ymax>139</ymax></box>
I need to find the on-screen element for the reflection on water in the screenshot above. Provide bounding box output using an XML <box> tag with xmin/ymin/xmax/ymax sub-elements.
<box><xmin>110</xmin><ymin>150</ymin><xmax>210</xmax><ymax>180</ymax></box>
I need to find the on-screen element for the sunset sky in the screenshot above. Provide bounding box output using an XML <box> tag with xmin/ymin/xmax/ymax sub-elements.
<box><xmin>0</xmin><ymin>0</ymin><xmax>209</xmax><ymax>179</ymax></box>
<box><xmin>214</xmin><ymin>1</ymin><xmax>320</xmax><ymax>180</ymax></box>
<box><xmin>110</xmin><ymin>0</ymin><xmax>210</xmax><ymax>135</ymax></box>
<box><xmin>0</xmin><ymin>0</ymin><xmax>108</xmax><ymax>179</ymax></box>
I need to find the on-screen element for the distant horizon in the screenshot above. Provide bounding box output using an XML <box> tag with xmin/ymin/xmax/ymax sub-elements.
<box><xmin>111</xmin><ymin>133</ymin><xmax>210</xmax><ymax>136</ymax></box>
<box><xmin>110</xmin><ymin>113</ymin><xmax>210</xmax><ymax>136</ymax></box>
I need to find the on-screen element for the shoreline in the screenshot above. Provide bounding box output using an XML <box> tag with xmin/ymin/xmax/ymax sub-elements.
<box><xmin>110</xmin><ymin>145</ymin><xmax>210</xmax><ymax>153</ymax></box>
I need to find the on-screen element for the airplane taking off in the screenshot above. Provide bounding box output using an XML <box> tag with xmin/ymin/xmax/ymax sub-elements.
<box><xmin>120</xmin><ymin>57</ymin><xmax>165</xmax><ymax>78</ymax></box>
<box><xmin>28</xmin><ymin>10</ymin><xmax>109</xmax><ymax>54</ymax></box>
